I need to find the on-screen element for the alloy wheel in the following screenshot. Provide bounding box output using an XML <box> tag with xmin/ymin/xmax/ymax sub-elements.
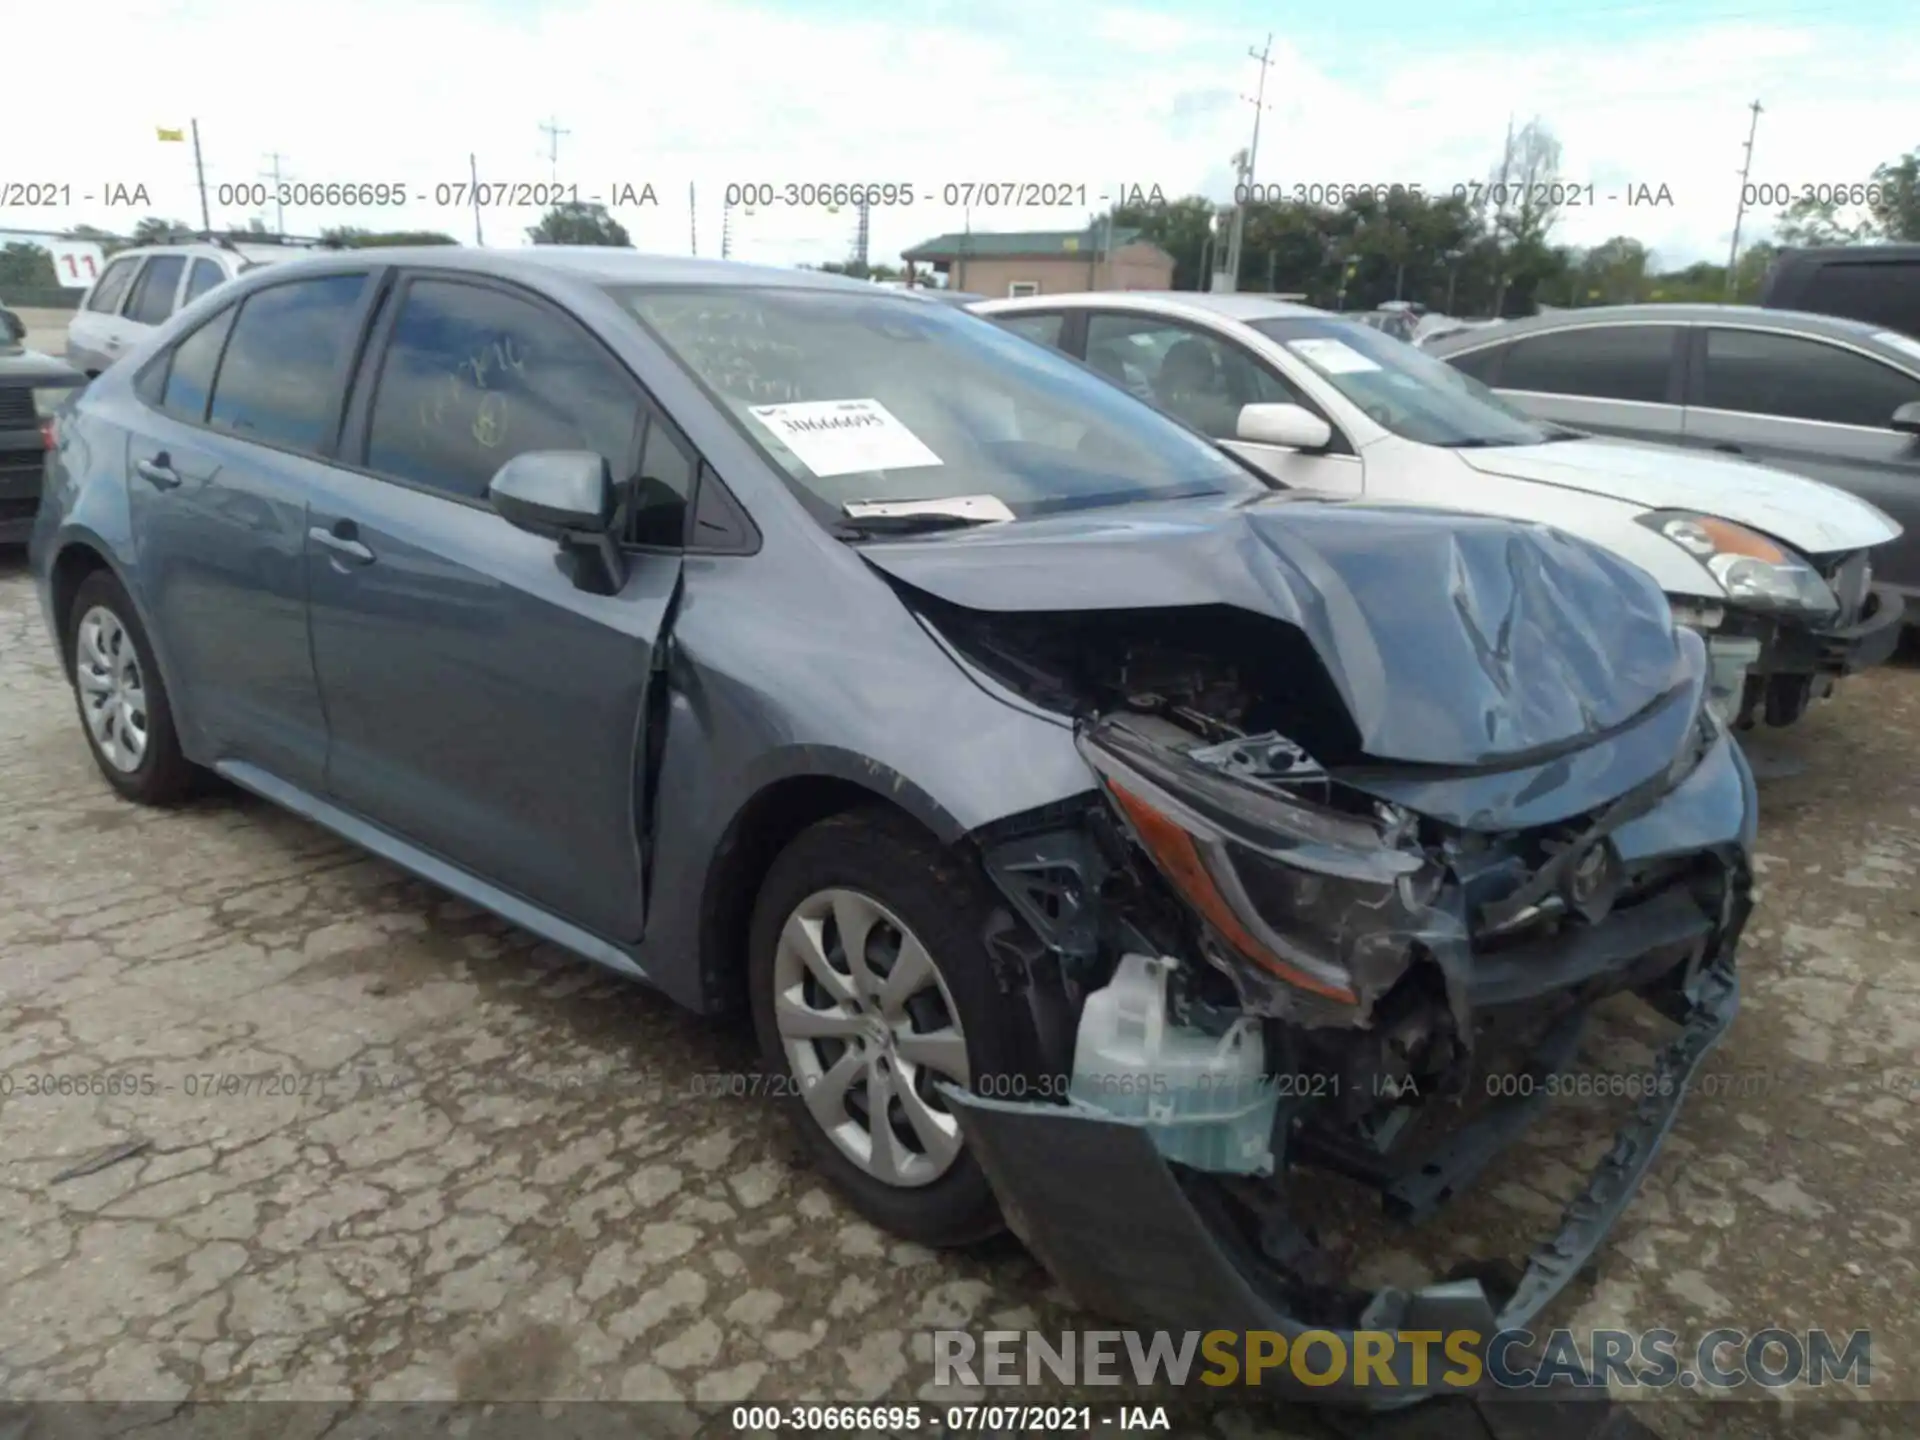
<box><xmin>75</xmin><ymin>605</ymin><xmax>149</xmax><ymax>773</ymax></box>
<box><xmin>771</xmin><ymin>887</ymin><xmax>971</xmax><ymax>1187</ymax></box>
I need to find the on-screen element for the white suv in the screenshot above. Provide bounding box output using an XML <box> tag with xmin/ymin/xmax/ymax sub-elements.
<box><xmin>65</xmin><ymin>239</ymin><xmax>307</xmax><ymax>375</ymax></box>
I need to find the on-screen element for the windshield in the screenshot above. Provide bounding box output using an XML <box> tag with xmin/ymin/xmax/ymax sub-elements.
<box><xmin>1250</xmin><ymin>316</ymin><xmax>1555</xmax><ymax>447</ymax></box>
<box><xmin>617</xmin><ymin>286</ymin><xmax>1263</xmax><ymax>519</ymax></box>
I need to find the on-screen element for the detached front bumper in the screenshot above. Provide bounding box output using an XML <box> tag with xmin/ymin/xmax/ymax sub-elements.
<box><xmin>1735</xmin><ymin>583</ymin><xmax>1905</xmax><ymax>680</ymax></box>
<box><xmin>948</xmin><ymin>960</ymin><xmax>1737</xmax><ymax>1406</ymax></box>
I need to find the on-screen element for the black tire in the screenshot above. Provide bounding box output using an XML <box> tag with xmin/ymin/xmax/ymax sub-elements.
<box><xmin>65</xmin><ymin>571</ymin><xmax>199</xmax><ymax>805</ymax></box>
<box><xmin>748</xmin><ymin>807</ymin><xmax>1032</xmax><ymax>1247</ymax></box>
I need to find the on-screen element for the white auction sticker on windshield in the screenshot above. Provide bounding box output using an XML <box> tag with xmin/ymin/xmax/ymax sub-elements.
<box><xmin>748</xmin><ymin>399</ymin><xmax>944</xmax><ymax>477</ymax></box>
<box><xmin>1286</xmin><ymin>338</ymin><xmax>1381</xmax><ymax>374</ymax></box>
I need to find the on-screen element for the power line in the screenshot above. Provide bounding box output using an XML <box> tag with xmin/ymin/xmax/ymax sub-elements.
<box><xmin>1725</xmin><ymin>99</ymin><xmax>1764</xmax><ymax>300</ymax></box>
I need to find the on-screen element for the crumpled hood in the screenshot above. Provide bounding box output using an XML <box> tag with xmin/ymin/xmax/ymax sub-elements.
<box><xmin>862</xmin><ymin>493</ymin><xmax>1691</xmax><ymax>768</ymax></box>
<box><xmin>1455</xmin><ymin>439</ymin><xmax>1901</xmax><ymax>555</ymax></box>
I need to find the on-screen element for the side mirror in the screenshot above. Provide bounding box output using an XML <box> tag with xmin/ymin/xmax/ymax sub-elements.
<box><xmin>1892</xmin><ymin>401</ymin><xmax>1920</xmax><ymax>437</ymax></box>
<box><xmin>1237</xmin><ymin>402</ymin><xmax>1333</xmax><ymax>452</ymax></box>
<box><xmin>488</xmin><ymin>451</ymin><xmax>626</xmax><ymax>594</ymax></box>
<box><xmin>1</xmin><ymin>309</ymin><xmax>24</xmax><ymax>345</ymax></box>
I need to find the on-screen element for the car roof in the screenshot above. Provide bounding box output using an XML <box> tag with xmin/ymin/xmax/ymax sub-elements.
<box><xmin>107</xmin><ymin>240</ymin><xmax>304</xmax><ymax>265</ymax></box>
<box><xmin>1424</xmin><ymin>302</ymin><xmax>1895</xmax><ymax>351</ymax></box>
<box><xmin>978</xmin><ymin>290</ymin><xmax>1329</xmax><ymax>322</ymax></box>
<box><xmin>225</xmin><ymin>246</ymin><xmax>924</xmax><ymax>296</ymax></box>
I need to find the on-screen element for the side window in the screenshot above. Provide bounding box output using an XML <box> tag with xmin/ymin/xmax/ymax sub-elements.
<box><xmin>993</xmin><ymin>312</ymin><xmax>1067</xmax><ymax>351</ymax></box>
<box><xmin>159</xmin><ymin>308</ymin><xmax>236</xmax><ymax>422</ymax></box>
<box><xmin>363</xmin><ymin>278</ymin><xmax>641</xmax><ymax>504</ymax></box>
<box><xmin>1701</xmin><ymin>329</ymin><xmax>1920</xmax><ymax>429</ymax></box>
<box><xmin>1446</xmin><ymin>343</ymin><xmax>1507</xmax><ymax>385</ymax></box>
<box><xmin>1498</xmin><ymin>325</ymin><xmax>1676</xmax><ymax>403</ymax></box>
<box><xmin>86</xmin><ymin>257</ymin><xmax>141</xmax><ymax>315</ymax></box>
<box><xmin>124</xmin><ymin>256</ymin><xmax>186</xmax><ymax>326</ymax></box>
<box><xmin>183</xmin><ymin>259</ymin><xmax>226</xmax><ymax>305</ymax></box>
<box><xmin>1799</xmin><ymin>263</ymin><xmax>1920</xmax><ymax>338</ymax></box>
<box><xmin>626</xmin><ymin>419</ymin><xmax>695</xmax><ymax>547</ymax></box>
<box><xmin>1084</xmin><ymin>315</ymin><xmax>1258</xmax><ymax>437</ymax></box>
<box><xmin>207</xmin><ymin>273</ymin><xmax>369</xmax><ymax>453</ymax></box>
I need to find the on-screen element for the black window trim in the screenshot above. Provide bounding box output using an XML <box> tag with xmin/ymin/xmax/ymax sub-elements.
<box><xmin>1480</xmin><ymin>320</ymin><xmax>1687</xmax><ymax>406</ymax></box>
<box><xmin>142</xmin><ymin>302</ymin><xmax>241</xmax><ymax>423</ymax></box>
<box><xmin>1683</xmin><ymin>321</ymin><xmax>1920</xmax><ymax>432</ymax></box>
<box><xmin>336</xmin><ymin>267</ymin><xmax>751</xmax><ymax>556</ymax></box>
<box><xmin>1083</xmin><ymin>309</ymin><xmax>1359</xmax><ymax>457</ymax></box>
<box><xmin>130</xmin><ymin>267</ymin><xmax>386</xmax><ymax>467</ymax></box>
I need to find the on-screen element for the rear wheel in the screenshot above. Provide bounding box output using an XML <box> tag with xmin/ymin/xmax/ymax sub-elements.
<box><xmin>748</xmin><ymin>808</ymin><xmax>1030</xmax><ymax>1246</ymax></box>
<box><xmin>66</xmin><ymin>571</ymin><xmax>198</xmax><ymax>804</ymax></box>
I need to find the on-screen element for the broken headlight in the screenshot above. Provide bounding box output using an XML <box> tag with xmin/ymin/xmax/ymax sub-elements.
<box><xmin>1638</xmin><ymin>511</ymin><xmax>1838</xmax><ymax>619</ymax></box>
<box><xmin>1078</xmin><ymin>717</ymin><xmax>1437</xmax><ymax>1009</ymax></box>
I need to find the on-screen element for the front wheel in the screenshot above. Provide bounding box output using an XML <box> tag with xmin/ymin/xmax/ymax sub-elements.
<box><xmin>748</xmin><ymin>808</ymin><xmax>1032</xmax><ymax>1246</ymax></box>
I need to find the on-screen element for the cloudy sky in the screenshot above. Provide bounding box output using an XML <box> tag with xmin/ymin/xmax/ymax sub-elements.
<box><xmin>5</xmin><ymin>0</ymin><xmax>1915</xmax><ymax>275</ymax></box>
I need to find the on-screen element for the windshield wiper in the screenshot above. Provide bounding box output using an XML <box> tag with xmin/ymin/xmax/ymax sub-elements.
<box><xmin>836</xmin><ymin>493</ymin><xmax>1015</xmax><ymax>538</ymax></box>
<box><xmin>835</xmin><ymin>511</ymin><xmax>1005</xmax><ymax>537</ymax></box>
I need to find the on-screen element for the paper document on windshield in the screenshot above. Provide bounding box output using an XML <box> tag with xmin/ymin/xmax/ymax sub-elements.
<box><xmin>1286</xmin><ymin>338</ymin><xmax>1381</xmax><ymax>374</ymax></box>
<box><xmin>748</xmin><ymin>399</ymin><xmax>944</xmax><ymax>477</ymax></box>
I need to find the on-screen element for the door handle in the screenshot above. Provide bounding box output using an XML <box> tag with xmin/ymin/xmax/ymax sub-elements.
<box><xmin>1712</xmin><ymin>442</ymin><xmax>1743</xmax><ymax>454</ymax></box>
<box><xmin>309</xmin><ymin>525</ymin><xmax>376</xmax><ymax>565</ymax></box>
<box><xmin>136</xmin><ymin>457</ymin><xmax>181</xmax><ymax>490</ymax></box>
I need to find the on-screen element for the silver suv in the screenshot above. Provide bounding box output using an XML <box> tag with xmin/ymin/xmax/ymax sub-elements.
<box><xmin>66</xmin><ymin>238</ymin><xmax>308</xmax><ymax>375</ymax></box>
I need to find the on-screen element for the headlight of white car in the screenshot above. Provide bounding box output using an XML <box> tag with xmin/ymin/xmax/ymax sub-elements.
<box><xmin>1636</xmin><ymin>510</ymin><xmax>1838</xmax><ymax>619</ymax></box>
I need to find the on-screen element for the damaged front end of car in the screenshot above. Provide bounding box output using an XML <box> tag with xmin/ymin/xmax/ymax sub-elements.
<box><xmin>899</xmin><ymin>537</ymin><xmax>1755</xmax><ymax>1404</ymax></box>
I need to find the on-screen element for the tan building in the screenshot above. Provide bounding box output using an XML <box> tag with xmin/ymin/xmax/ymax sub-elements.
<box><xmin>901</xmin><ymin>226</ymin><xmax>1175</xmax><ymax>297</ymax></box>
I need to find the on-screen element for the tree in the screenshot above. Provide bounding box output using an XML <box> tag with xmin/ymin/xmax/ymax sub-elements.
<box><xmin>527</xmin><ymin>202</ymin><xmax>630</xmax><ymax>247</ymax></box>
<box><xmin>1484</xmin><ymin>118</ymin><xmax>1566</xmax><ymax>315</ymax></box>
<box><xmin>132</xmin><ymin>216</ymin><xmax>193</xmax><ymax>246</ymax></box>
<box><xmin>1574</xmin><ymin>236</ymin><xmax>1653</xmax><ymax>304</ymax></box>
<box><xmin>319</xmin><ymin>227</ymin><xmax>459</xmax><ymax>249</ymax></box>
<box><xmin>1866</xmin><ymin>150</ymin><xmax>1920</xmax><ymax>241</ymax></box>
<box><xmin>1776</xmin><ymin>194</ymin><xmax>1875</xmax><ymax>247</ymax></box>
<box><xmin>1773</xmin><ymin>147</ymin><xmax>1920</xmax><ymax>246</ymax></box>
<box><xmin>69</xmin><ymin>224</ymin><xmax>132</xmax><ymax>257</ymax></box>
<box><xmin>0</xmin><ymin>242</ymin><xmax>59</xmax><ymax>293</ymax></box>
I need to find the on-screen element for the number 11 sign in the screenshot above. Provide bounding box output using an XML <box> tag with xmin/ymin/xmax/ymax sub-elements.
<box><xmin>44</xmin><ymin>241</ymin><xmax>107</xmax><ymax>290</ymax></box>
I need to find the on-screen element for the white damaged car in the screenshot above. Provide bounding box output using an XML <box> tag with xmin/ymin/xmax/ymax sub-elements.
<box><xmin>974</xmin><ymin>292</ymin><xmax>1905</xmax><ymax>728</ymax></box>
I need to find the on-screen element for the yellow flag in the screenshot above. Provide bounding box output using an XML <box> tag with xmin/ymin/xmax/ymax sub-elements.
<box><xmin>156</xmin><ymin>126</ymin><xmax>185</xmax><ymax>142</ymax></box>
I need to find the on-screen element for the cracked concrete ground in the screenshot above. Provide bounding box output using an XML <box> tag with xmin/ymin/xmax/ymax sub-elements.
<box><xmin>2</xmin><ymin>550</ymin><xmax>1917</xmax><ymax>1437</ymax></box>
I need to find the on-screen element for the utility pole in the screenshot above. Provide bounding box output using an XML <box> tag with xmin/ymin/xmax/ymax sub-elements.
<box><xmin>538</xmin><ymin>116</ymin><xmax>570</xmax><ymax>184</ymax></box>
<box><xmin>1222</xmin><ymin>33</ymin><xmax>1275</xmax><ymax>291</ymax></box>
<box><xmin>853</xmin><ymin>196</ymin><xmax>871</xmax><ymax>272</ymax></box>
<box><xmin>721</xmin><ymin>199</ymin><xmax>733</xmax><ymax>261</ymax></box>
<box><xmin>1724</xmin><ymin>99</ymin><xmax>1764</xmax><ymax>301</ymax></box>
<box><xmin>689</xmin><ymin>182</ymin><xmax>698</xmax><ymax>256</ymax></box>
<box><xmin>191</xmin><ymin>118</ymin><xmax>211</xmax><ymax>232</ymax></box>
<box><xmin>261</xmin><ymin>152</ymin><xmax>288</xmax><ymax>234</ymax></box>
<box><xmin>468</xmin><ymin>153</ymin><xmax>485</xmax><ymax>245</ymax></box>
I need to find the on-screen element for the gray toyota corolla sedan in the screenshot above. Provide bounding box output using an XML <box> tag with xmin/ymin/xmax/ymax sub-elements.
<box><xmin>31</xmin><ymin>248</ymin><xmax>1755</xmax><ymax>1402</ymax></box>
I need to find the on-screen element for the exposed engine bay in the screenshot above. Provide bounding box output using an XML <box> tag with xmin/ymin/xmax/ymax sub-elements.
<box><xmin>917</xmin><ymin>595</ymin><xmax>1753</xmax><ymax>1361</ymax></box>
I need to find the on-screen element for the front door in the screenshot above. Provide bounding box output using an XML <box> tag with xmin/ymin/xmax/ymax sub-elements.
<box><xmin>306</xmin><ymin>272</ymin><xmax>690</xmax><ymax>940</ymax></box>
<box><xmin>1081</xmin><ymin>311</ymin><xmax>1365</xmax><ymax>496</ymax></box>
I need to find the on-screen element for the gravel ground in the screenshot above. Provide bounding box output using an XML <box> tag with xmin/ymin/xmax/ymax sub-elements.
<box><xmin>2</xmin><ymin>545</ymin><xmax>1916</xmax><ymax>1437</ymax></box>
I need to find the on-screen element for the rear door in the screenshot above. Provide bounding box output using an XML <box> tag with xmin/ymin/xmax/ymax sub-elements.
<box><xmin>66</xmin><ymin>254</ymin><xmax>144</xmax><ymax>374</ymax></box>
<box><xmin>1482</xmin><ymin>322</ymin><xmax>1684</xmax><ymax>441</ymax></box>
<box><xmin>305</xmin><ymin>270</ymin><xmax>686</xmax><ymax>941</ymax></box>
<box><xmin>123</xmin><ymin>271</ymin><xmax>376</xmax><ymax>788</ymax></box>
<box><xmin>1682</xmin><ymin>325</ymin><xmax>1920</xmax><ymax>592</ymax></box>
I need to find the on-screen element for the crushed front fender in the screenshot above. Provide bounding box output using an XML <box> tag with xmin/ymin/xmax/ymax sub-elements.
<box><xmin>943</xmin><ymin>957</ymin><xmax>1739</xmax><ymax>1408</ymax></box>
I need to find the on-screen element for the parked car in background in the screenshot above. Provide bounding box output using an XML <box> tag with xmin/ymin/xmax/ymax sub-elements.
<box><xmin>32</xmin><ymin>249</ymin><xmax>1756</xmax><ymax>1399</ymax></box>
<box><xmin>1425</xmin><ymin>305</ymin><xmax>1920</xmax><ymax>622</ymax></box>
<box><xmin>1</xmin><ymin>323</ymin><xmax>86</xmax><ymax>545</ymax></box>
<box><xmin>65</xmin><ymin>237</ymin><xmax>309</xmax><ymax>376</ymax></box>
<box><xmin>976</xmin><ymin>291</ymin><xmax>1904</xmax><ymax>730</ymax></box>
<box><xmin>1758</xmin><ymin>243</ymin><xmax>1920</xmax><ymax>338</ymax></box>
